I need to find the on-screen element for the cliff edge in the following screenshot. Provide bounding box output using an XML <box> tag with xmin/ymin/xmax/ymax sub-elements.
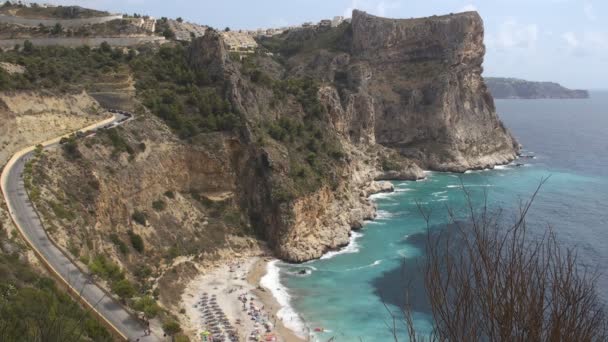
<box><xmin>350</xmin><ymin>10</ymin><xmax>519</xmax><ymax>171</ymax></box>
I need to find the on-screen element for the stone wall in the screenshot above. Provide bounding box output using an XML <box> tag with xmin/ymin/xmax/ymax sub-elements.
<box><xmin>0</xmin><ymin>36</ymin><xmax>165</xmax><ymax>49</ymax></box>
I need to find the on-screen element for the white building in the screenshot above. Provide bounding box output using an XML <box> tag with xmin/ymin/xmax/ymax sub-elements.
<box><xmin>332</xmin><ymin>16</ymin><xmax>345</xmax><ymax>27</ymax></box>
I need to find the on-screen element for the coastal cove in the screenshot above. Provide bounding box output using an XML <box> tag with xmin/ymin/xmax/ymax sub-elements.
<box><xmin>262</xmin><ymin>92</ymin><xmax>608</xmax><ymax>341</ymax></box>
<box><xmin>1</xmin><ymin>2</ymin><xmax>606</xmax><ymax>341</ymax></box>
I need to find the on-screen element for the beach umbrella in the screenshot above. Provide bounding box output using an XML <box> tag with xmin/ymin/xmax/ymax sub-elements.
<box><xmin>200</xmin><ymin>330</ymin><xmax>211</xmax><ymax>342</ymax></box>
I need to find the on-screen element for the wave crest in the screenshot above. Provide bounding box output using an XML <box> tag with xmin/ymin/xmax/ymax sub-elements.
<box><xmin>260</xmin><ymin>260</ymin><xmax>308</xmax><ymax>338</ymax></box>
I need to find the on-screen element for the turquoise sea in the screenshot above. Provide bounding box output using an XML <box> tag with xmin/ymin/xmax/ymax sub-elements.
<box><xmin>266</xmin><ymin>92</ymin><xmax>608</xmax><ymax>341</ymax></box>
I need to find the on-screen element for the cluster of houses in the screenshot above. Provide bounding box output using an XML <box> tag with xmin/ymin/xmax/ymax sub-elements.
<box><xmin>168</xmin><ymin>19</ymin><xmax>207</xmax><ymax>41</ymax></box>
<box><xmin>127</xmin><ymin>16</ymin><xmax>156</xmax><ymax>33</ymax></box>
<box><xmin>245</xmin><ymin>15</ymin><xmax>349</xmax><ymax>38</ymax></box>
<box><xmin>221</xmin><ymin>30</ymin><xmax>258</xmax><ymax>52</ymax></box>
<box><xmin>3</xmin><ymin>2</ymin><xmax>351</xmax><ymax>54</ymax></box>
<box><xmin>221</xmin><ymin>16</ymin><xmax>350</xmax><ymax>52</ymax></box>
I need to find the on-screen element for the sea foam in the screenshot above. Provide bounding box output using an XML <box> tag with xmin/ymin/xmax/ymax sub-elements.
<box><xmin>369</xmin><ymin>192</ymin><xmax>396</xmax><ymax>200</ymax></box>
<box><xmin>320</xmin><ymin>231</ymin><xmax>363</xmax><ymax>259</ymax></box>
<box><xmin>376</xmin><ymin>210</ymin><xmax>393</xmax><ymax>219</ymax></box>
<box><xmin>260</xmin><ymin>260</ymin><xmax>308</xmax><ymax>338</ymax></box>
<box><xmin>345</xmin><ymin>259</ymin><xmax>383</xmax><ymax>271</ymax></box>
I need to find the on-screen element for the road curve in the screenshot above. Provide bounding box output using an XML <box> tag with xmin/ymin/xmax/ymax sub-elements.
<box><xmin>1</xmin><ymin>112</ymin><xmax>160</xmax><ymax>342</ymax></box>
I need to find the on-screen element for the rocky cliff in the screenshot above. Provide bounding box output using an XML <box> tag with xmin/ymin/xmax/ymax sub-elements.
<box><xmin>485</xmin><ymin>77</ymin><xmax>590</xmax><ymax>99</ymax></box>
<box><xmin>183</xmin><ymin>10</ymin><xmax>519</xmax><ymax>260</ymax></box>
<box><xmin>3</xmin><ymin>10</ymin><xmax>525</xmax><ymax>334</ymax></box>
<box><xmin>349</xmin><ymin>10</ymin><xmax>519</xmax><ymax>171</ymax></box>
<box><xmin>29</xmin><ymin>10</ymin><xmax>518</xmax><ymax>269</ymax></box>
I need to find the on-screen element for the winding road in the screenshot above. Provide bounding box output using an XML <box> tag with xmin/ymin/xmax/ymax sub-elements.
<box><xmin>1</xmin><ymin>112</ymin><xmax>161</xmax><ymax>341</ymax></box>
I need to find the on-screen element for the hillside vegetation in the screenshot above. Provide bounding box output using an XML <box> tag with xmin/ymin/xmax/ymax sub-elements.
<box><xmin>0</xmin><ymin>3</ymin><xmax>110</xmax><ymax>19</ymax></box>
<box><xmin>131</xmin><ymin>44</ymin><xmax>240</xmax><ymax>138</ymax></box>
<box><xmin>0</xmin><ymin>227</ymin><xmax>112</xmax><ymax>341</ymax></box>
<box><xmin>0</xmin><ymin>42</ymin><xmax>130</xmax><ymax>92</ymax></box>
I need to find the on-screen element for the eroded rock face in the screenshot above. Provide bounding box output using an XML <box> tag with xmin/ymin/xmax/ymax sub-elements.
<box><xmin>31</xmin><ymin>10</ymin><xmax>519</xmax><ymax>267</ymax></box>
<box><xmin>183</xmin><ymin>11</ymin><xmax>519</xmax><ymax>262</ymax></box>
<box><xmin>350</xmin><ymin>10</ymin><xmax>519</xmax><ymax>171</ymax></box>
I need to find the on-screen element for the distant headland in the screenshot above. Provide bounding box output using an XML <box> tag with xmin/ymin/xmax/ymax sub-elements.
<box><xmin>485</xmin><ymin>77</ymin><xmax>589</xmax><ymax>99</ymax></box>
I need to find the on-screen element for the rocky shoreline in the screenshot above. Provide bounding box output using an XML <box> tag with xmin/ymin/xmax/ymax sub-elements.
<box><xmin>179</xmin><ymin>153</ymin><xmax>521</xmax><ymax>341</ymax></box>
<box><xmin>178</xmin><ymin>177</ymin><xmax>405</xmax><ymax>341</ymax></box>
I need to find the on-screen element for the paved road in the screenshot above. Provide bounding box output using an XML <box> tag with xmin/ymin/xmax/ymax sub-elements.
<box><xmin>2</xmin><ymin>113</ymin><xmax>161</xmax><ymax>341</ymax></box>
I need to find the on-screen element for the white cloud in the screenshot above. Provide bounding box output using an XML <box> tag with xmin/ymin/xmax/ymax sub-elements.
<box><xmin>562</xmin><ymin>31</ymin><xmax>579</xmax><ymax>48</ymax></box>
<box><xmin>584</xmin><ymin>3</ymin><xmax>597</xmax><ymax>21</ymax></box>
<box><xmin>459</xmin><ymin>4</ymin><xmax>477</xmax><ymax>12</ymax></box>
<box><xmin>343</xmin><ymin>0</ymin><xmax>401</xmax><ymax>18</ymax></box>
<box><xmin>560</xmin><ymin>30</ymin><xmax>608</xmax><ymax>57</ymax></box>
<box><xmin>487</xmin><ymin>19</ymin><xmax>539</xmax><ymax>50</ymax></box>
<box><xmin>584</xmin><ymin>31</ymin><xmax>607</xmax><ymax>48</ymax></box>
<box><xmin>562</xmin><ymin>31</ymin><xmax>607</xmax><ymax>49</ymax></box>
<box><xmin>273</xmin><ymin>18</ymin><xmax>289</xmax><ymax>27</ymax></box>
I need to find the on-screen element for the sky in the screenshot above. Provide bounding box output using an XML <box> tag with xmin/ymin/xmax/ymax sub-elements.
<box><xmin>43</xmin><ymin>0</ymin><xmax>608</xmax><ymax>89</ymax></box>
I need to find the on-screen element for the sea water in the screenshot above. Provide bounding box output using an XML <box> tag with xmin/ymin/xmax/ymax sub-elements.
<box><xmin>267</xmin><ymin>92</ymin><xmax>608</xmax><ymax>341</ymax></box>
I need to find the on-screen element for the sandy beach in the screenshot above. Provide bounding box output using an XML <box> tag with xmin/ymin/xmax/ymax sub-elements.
<box><xmin>248</xmin><ymin>259</ymin><xmax>306</xmax><ymax>342</ymax></box>
<box><xmin>182</xmin><ymin>257</ymin><xmax>305</xmax><ymax>342</ymax></box>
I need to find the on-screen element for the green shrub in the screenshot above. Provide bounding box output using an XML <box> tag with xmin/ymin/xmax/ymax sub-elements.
<box><xmin>109</xmin><ymin>233</ymin><xmax>129</xmax><ymax>254</ymax></box>
<box><xmin>165</xmin><ymin>246</ymin><xmax>180</xmax><ymax>260</ymax></box>
<box><xmin>79</xmin><ymin>254</ymin><xmax>90</xmax><ymax>265</ymax></box>
<box><xmin>152</xmin><ymin>199</ymin><xmax>166</xmax><ymax>211</ymax></box>
<box><xmin>111</xmin><ymin>279</ymin><xmax>136</xmax><ymax>300</ymax></box>
<box><xmin>128</xmin><ymin>230</ymin><xmax>144</xmax><ymax>253</ymax></box>
<box><xmin>133</xmin><ymin>264</ymin><xmax>152</xmax><ymax>280</ymax></box>
<box><xmin>272</xmin><ymin>186</ymin><xmax>296</xmax><ymax>203</ymax></box>
<box><xmin>381</xmin><ymin>157</ymin><xmax>402</xmax><ymax>172</ymax></box>
<box><xmin>131</xmin><ymin>210</ymin><xmax>147</xmax><ymax>225</ymax></box>
<box><xmin>88</xmin><ymin>255</ymin><xmax>124</xmax><ymax>282</ymax></box>
<box><xmin>133</xmin><ymin>295</ymin><xmax>161</xmax><ymax>318</ymax></box>
<box><xmin>51</xmin><ymin>23</ymin><xmax>63</xmax><ymax>35</ymax></box>
<box><xmin>175</xmin><ymin>335</ymin><xmax>190</xmax><ymax>342</ymax></box>
<box><xmin>162</xmin><ymin>320</ymin><xmax>182</xmax><ymax>336</ymax></box>
<box><xmin>164</xmin><ymin>190</ymin><xmax>175</xmax><ymax>199</ymax></box>
<box><xmin>61</xmin><ymin>136</ymin><xmax>81</xmax><ymax>159</ymax></box>
<box><xmin>49</xmin><ymin>201</ymin><xmax>75</xmax><ymax>221</ymax></box>
<box><xmin>66</xmin><ymin>239</ymin><xmax>80</xmax><ymax>257</ymax></box>
<box><xmin>103</xmin><ymin>128</ymin><xmax>134</xmax><ymax>156</ymax></box>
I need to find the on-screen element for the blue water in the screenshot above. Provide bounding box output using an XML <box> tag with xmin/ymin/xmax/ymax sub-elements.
<box><xmin>275</xmin><ymin>92</ymin><xmax>608</xmax><ymax>341</ymax></box>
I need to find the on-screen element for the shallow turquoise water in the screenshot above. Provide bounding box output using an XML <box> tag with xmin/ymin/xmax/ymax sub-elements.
<box><xmin>274</xmin><ymin>93</ymin><xmax>608</xmax><ymax>341</ymax></box>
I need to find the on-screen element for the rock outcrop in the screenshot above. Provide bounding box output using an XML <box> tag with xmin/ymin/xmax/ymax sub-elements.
<box><xmin>183</xmin><ymin>10</ymin><xmax>519</xmax><ymax>261</ymax></box>
<box><xmin>32</xmin><ymin>10</ymin><xmax>519</xmax><ymax>266</ymax></box>
<box><xmin>350</xmin><ymin>10</ymin><xmax>519</xmax><ymax>172</ymax></box>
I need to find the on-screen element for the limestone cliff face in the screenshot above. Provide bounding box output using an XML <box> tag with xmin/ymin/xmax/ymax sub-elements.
<box><xmin>187</xmin><ymin>31</ymin><xmax>405</xmax><ymax>262</ymax></box>
<box><xmin>33</xmin><ymin>11</ymin><xmax>518</xmax><ymax>268</ymax></box>
<box><xmin>350</xmin><ymin>10</ymin><xmax>519</xmax><ymax>171</ymax></box>
<box><xmin>183</xmin><ymin>10</ymin><xmax>518</xmax><ymax>261</ymax></box>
